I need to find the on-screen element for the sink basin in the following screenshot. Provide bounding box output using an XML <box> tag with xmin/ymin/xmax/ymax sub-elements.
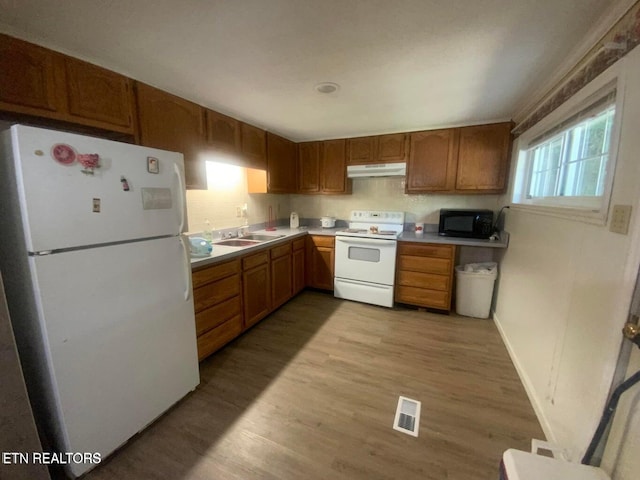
<box><xmin>215</xmin><ymin>239</ymin><xmax>261</xmax><ymax>247</ymax></box>
<box><xmin>240</xmin><ymin>234</ymin><xmax>284</xmax><ymax>241</ymax></box>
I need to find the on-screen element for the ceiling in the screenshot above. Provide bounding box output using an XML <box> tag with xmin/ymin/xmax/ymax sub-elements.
<box><xmin>0</xmin><ymin>0</ymin><xmax>618</xmax><ymax>141</ymax></box>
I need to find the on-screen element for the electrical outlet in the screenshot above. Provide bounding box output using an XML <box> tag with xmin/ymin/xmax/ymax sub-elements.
<box><xmin>236</xmin><ymin>206</ymin><xmax>242</xmax><ymax>217</ymax></box>
<box><xmin>610</xmin><ymin>204</ymin><xmax>632</xmax><ymax>234</ymax></box>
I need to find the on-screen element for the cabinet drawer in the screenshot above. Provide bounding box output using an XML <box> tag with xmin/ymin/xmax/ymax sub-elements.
<box><xmin>397</xmin><ymin>255</ymin><xmax>451</xmax><ymax>275</ymax></box>
<box><xmin>193</xmin><ymin>274</ymin><xmax>240</xmax><ymax>313</ymax></box>
<box><xmin>292</xmin><ymin>238</ymin><xmax>305</xmax><ymax>251</ymax></box>
<box><xmin>192</xmin><ymin>259</ymin><xmax>240</xmax><ymax>288</ymax></box>
<box><xmin>195</xmin><ymin>295</ymin><xmax>241</xmax><ymax>336</ymax></box>
<box><xmin>197</xmin><ymin>315</ymin><xmax>242</xmax><ymax>361</ymax></box>
<box><xmin>395</xmin><ymin>286</ymin><xmax>449</xmax><ymax>309</ymax></box>
<box><xmin>270</xmin><ymin>242</ymin><xmax>291</xmax><ymax>259</ymax></box>
<box><xmin>396</xmin><ymin>270</ymin><xmax>449</xmax><ymax>291</ymax></box>
<box><xmin>308</xmin><ymin>235</ymin><xmax>335</xmax><ymax>248</ymax></box>
<box><xmin>397</xmin><ymin>242</ymin><xmax>454</xmax><ymax>259</ymax></box>
<box><xmin>242</xmin><ymin>251</ymin><xmax>269</xmax><ymax>270</ymax></box>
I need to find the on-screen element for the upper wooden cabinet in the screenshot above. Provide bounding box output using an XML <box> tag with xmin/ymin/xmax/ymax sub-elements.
<box><xmin>378</xmin><ymin>133</ymin><xmax>407</xmax><ymax>163</ymax></box>
<box><xmin>406</xmin><ymin>122</ymin><xmax>512</xmax><ymax>194</ymax></box>
<box><xmin>241</xmin><ymin>123</ymin><xmax>267</xmax><ymax>170</ymax></box>
<box><xmin>347</xmin><ymin>133</ymin><xmax>407</xmax><ymax>164</ymax></box>
<box><xmin>136</xmin><ymin>83</ymin><xmax>206</xmax><ymax>189</ymax></box>
<box><xmin>64</xmin><ymin>57</ymin><xmax>135</xmax><ymax>132</ymax></box>
<box><xmin>456</xmin><ymin>123</ymin><xmax>512</xmax><ymax>192</ymax></box>
<box><xmin>0</xmin><ymin>34</ymin><xmax>135</xmax><ymax>135</ymax></box>
<box><xmin>298</xmin><ymin>140</ymin><xmax>351</xmax><ymax>194</ymax></box>
<box><xmin>347</xmin><ymin>136</ymin><xmax>377</xmax><ymax>164</ymax></box>
<box><xmin>0</xmin><ymin>34</ymin><xmax>62</xmax><ymax>115</ymax></box>
<box><xmin>407</xmin><ymin>128</ymin><xmax>459</xmax><ymax>192</ymax></box>
<box><xmin>266</xmin><ymin>132</ymin><xmax>297</xmax><ymax>193</ymax></box>
<box><xmin>297</xmin><ymin>141</ymin><xmax>321</xmax><ymax>193</ymax></box>
<box><xmin>321</xmin><ymin>139</ymin><xmax>350</xmax><ymax>193</ymax></box>
<box><xmin>205</xmin><ymin>109</ymin><xmax>240</xmax><ymax>153</ymax></box>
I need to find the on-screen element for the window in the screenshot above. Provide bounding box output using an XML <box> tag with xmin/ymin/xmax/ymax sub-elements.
<box><xmin>527</xmin><ymin>104</ymin><xmax>615</xmax><ymax>199</ymax></box>
<box><xmin>512</xmin><ymin>74</ymin><xmax>622</xmax><ymax>222</ymax></box>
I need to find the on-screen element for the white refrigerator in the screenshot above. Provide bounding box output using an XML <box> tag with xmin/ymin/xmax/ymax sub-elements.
<box><xmin>0</xmin><ymin>125</ymin><xmax>199</xmax><ymax>478</ymax></box>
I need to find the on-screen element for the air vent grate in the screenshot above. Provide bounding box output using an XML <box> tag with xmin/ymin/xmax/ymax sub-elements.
<box><xmin>393</xmin><ymin>396</ymin><xmax>421</xmax><ymax>437</ymax></box>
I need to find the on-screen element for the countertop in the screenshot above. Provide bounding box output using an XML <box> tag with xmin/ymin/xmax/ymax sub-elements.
<box><xmin>190</xmin><ymin>227</ymin><xmax>341</xmax><ymax>269</ymax></box>
<box><xmin>190</xmin><ymin>227</ymin><xmax>508</xmax><ymax>270</ymax></box>
<box><xmin>398</xmin><ymin>231</ymin><xmax>509</xmax><ymax>248</ymax></box>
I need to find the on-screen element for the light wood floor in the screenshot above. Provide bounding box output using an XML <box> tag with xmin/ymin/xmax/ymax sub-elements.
<box><xmin>83</xmin><ymin>291</ymin><xmax>543</xmax><ymax>480</ymax></box>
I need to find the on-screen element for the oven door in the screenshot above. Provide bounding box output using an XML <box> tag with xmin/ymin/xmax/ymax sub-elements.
<box><xmin>334</xmin><ymin>236</ymin><xmax>397</xmax><ymax>285</ymax></box>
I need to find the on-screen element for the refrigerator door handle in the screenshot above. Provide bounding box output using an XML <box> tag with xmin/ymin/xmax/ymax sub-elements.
<box><xmin>174</xmin><ymin>162</ymin><xmax>186</xmax><ymax>233</ymax></box>
<box><xmin>179</xmin><ymin>235</ymin><xmax>192</xmax><ymax>301</ymax></box>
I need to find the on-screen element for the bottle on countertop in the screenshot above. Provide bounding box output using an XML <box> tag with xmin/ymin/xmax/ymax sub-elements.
<box><xmin>290</xmin><ymin>212</ymin><xmax>299</xmax><ymax>229</ymax></box>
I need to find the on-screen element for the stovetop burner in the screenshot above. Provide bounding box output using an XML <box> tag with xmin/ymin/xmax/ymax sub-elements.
<box><xmin>336</xmin><ymin>211</ymin><xmax>406</xmax><ymax>240</ymax></box>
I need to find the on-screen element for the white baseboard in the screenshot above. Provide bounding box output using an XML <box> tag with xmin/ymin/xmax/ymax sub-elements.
<box><xmin>492</xmin><ymin>309</ymin><xmax>557</xmax><ymax>447</ymax></box>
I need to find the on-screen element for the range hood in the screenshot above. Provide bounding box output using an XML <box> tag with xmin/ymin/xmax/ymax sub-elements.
<box><xmin>347</xmin><ymin>163</ymin><xmax>407</xmax><ymax>178</ymax></box>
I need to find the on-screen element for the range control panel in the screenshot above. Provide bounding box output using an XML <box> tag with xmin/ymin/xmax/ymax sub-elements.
<box><xmin>348</xmin><ymin>211</ymin><xmax>405</xmax><ymax>225</ymax></box>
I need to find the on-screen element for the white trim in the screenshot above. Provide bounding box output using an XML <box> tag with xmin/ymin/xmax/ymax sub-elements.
<box><xmin>512</xmin><ymin>0</ymin><xmax>637</xmax><ymax>123</ymax></box>
<box><xmin>492</xmin><ymin>311</ymin><xmax>557</xmax><ymax>446</ymax></box>
<box><xmin>511</xmin><ymin>60</ymin><xmax>627</xmax><ymax>223</ymax></box>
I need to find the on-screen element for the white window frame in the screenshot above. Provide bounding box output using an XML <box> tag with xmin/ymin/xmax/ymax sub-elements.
<box><xmin>511</xmin><ymin>62</ymin><xmax>626</xmax><ymax>224</ymax></box>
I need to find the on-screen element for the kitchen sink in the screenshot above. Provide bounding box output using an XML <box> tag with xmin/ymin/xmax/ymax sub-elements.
<box><xmin>215</xmin><ymin>239</ymin><xmax>261</xmax><ymax>247</ymax></box>
<box><xmin>240</xmin><ymin>234</ymin><xmax>285</xmax><ymax>241</ymax></box>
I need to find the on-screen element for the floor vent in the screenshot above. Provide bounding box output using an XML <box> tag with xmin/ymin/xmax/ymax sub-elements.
<box><xmin>393</xmin><ymin>396</ymin><xmax>421</xmax><ymax>437</ymax></box>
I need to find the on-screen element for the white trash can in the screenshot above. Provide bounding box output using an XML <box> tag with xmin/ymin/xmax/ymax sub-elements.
<box><xmin>455</xmin><ymin>262</ymin><xmax>498</xmax><ymax>318</ymax></box>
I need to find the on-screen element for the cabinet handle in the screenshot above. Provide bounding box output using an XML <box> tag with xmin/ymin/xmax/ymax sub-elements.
<box><xmin>179</xmin><ymin>235</ymin><xmax>192</xmax><ymax>301</ymax></box>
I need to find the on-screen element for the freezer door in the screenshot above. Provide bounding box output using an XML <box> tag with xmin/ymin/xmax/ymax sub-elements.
<box><xmin>29</xmin><ymin>236</ymin><xmax>198</xmax><ymax>477</ymax></box>
<box><xmin>10</xmin><ymin>125</ymin><xmax>188</xmax><ymax>252</ymax></box>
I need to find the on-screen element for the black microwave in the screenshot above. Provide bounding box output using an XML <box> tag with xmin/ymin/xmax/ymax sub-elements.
<box><xmin>438</xmin><ymin>209</ymin><xmax>494</xmax><ymax>239</ymax></box>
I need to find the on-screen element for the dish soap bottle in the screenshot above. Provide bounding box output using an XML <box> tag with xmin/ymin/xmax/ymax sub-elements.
<box><xmin>203</xmin><ymin>219</ymin><xmax>213</xmax><ymax>242</ymax></box>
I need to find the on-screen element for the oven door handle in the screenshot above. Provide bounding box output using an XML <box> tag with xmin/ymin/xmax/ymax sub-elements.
<box><xmin>336</xmin><ymin>237</ymin><xmax>397</xmax><ymax>247</ymax></box>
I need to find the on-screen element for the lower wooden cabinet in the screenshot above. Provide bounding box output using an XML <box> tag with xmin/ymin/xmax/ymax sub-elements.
<box><xmin>191</xmin><ymin>235</ymin><xmax>323</xmax><ymax>361</ymax></box>
<box><xmin>271</xmin><ymin>242</ymin><xmax>292</xmax><ymax>310</ymax></box>
<box><xmin>192</xmin><ymin>259</ymin><xmax>242</xmax><ymax>361</ymax></box>
<box><xmin>395</xmin><ymin>242</ymin><xmax>456</xmax><ymax>311</ymax></box>
<box><xmin>306</xmin><ymin>235</ymin><xmax>335</xmax><ymax>290</ymax></box>
<box><xmin>292</xmin><ymin>238</ymin><xmax>306</xmax><ymax>295</ymax></box>
<box><xmin>242</xmin><ymin>251</ymin><xmax>271</xmax><ymax>329</ymax></box>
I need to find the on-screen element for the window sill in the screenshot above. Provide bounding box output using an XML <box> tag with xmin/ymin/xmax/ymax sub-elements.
<box><xmin>509</xmin><ymin>203</ymin><xmax>607</xmax><ymax>226</ymax></box>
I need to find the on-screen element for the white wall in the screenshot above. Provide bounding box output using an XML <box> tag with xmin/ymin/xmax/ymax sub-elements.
<box><xmin>186</xmin><ymin>163</ymin><xmax>290</xmax><ymax>233</ymax></box>
<box><xmin>493</xmin><ymin>46</ymin><xmax>640</xmax><ymax>467</ymax></box>
<box><xmin>290</xmin><ymin>177</ymin><xmax>501</xmax><ymax>224</ymax></box>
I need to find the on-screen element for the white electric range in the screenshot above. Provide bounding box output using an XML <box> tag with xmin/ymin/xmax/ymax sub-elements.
<box><xmin>334</xmin><ymin>210</ymin><xmax>405</xmax><ymax>308</ymax></box>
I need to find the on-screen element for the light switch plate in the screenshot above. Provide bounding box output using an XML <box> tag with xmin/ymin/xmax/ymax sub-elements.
<box><xmin>610</xmin><ymin>204</ymin><xmax>632</xmax><ymax>234</ymax></box>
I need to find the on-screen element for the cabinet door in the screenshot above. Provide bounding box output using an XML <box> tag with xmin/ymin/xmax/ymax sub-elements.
<box><xmin>64</xmin><ymin>57</ymin><xmax>135</xmax><ymax>133</ymax></box>
<box><xmin>241</xmin><ymin>123</ymin><xmax>267</xmax><ymax>170</ymax></box>
<box><xmin>377</xmin><ymin>133</ymin><xmax>407</xmax><ymax>163</ymax></box>
<box><xmin>347</xmin><ymin>136</ymin><xmax>377</xmax><ymax>164</ymax></box>
<box><xmin>242</xmin><ymin>263</ymin><xmax>271</xmax><ymax>329</ymax></box>
<box><xmin>136</xmin><ymin>83</ymin><xmax>206</xmax><ymax>189</ymax></box>
<box><xmin>297</xmin><ymin>141</ymin><xmax>321</xmax><ymax>193</ymax></box>
<box><xmin>0</xmin><ymin>34</ymin><xmax>62</xmax><ymax>115</ymax></box>
<box><xmin>205</xmin><ymin>109</ymin><xmax>240</xmax><ymax>153</ymax></box>
<box><xmin>321</xmin><ymin>138</ymin><xmax>349</xmax><ymax>193</ymax></box>
<box><xmin>406</xmin><ymin>129</ymin><xmax>459</xmax><ymax>193</ymax></box>
<box><xmin>292</xmin><ymin>247</ymin><xmax>305</xmax><ymax>295</ymax></box>
<box><xmin>306</xmin><ymin>237</ymin><xmax>334</xmax><ymax>290</ymax></box>
<box><xmin>271</xmin><ymin>253</ymin><xmax>292</xmax><ymax>309</ymax></box>
<box><xmin>456</xmin><ymin>122</ymin><xmax>512</xmax><ymax>192</ymax></box>
<box><xmin>267</xmin><ymin>132</ymin><xmax>297</xmax><ymax>193</ymax></box>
